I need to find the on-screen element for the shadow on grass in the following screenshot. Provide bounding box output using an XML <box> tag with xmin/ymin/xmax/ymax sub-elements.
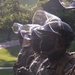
<box><xmin>5</xmin><ymin>45</ymin><xmax>21</xmax><ymax>57</ymax></box>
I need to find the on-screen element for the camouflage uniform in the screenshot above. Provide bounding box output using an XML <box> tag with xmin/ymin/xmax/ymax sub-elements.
<box><xmin>28</xmin><ymin>21</ymin><xmax>75</xmax><ymax>75</ymax></box>
<box><xmin>29</xmin><ymin>55</ymin><xmax>45</xmax><ymax>75</ymax></box>
<box><xmin>35</xmin><ymin>52</ymin><xmax>75</xmax><ymax>75</ymax></box>
<box><xmin>16</xmin><ymin>51</ymin><xmax>75</xmax><ymax>75</ymax></box>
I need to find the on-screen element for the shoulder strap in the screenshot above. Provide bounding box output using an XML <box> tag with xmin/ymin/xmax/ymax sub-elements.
<box><xmin>56</xmin><ymin>54</ymin><xmax>74</xmax><ymax>75</ymax></box>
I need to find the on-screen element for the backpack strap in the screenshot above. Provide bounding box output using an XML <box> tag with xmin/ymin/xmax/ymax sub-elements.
<box><xmin>56</xmin><ymin>53</ymin><xmax>74</xmax><ymax>75</ymax></box>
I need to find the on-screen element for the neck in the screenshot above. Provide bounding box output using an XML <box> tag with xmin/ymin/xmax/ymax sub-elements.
<box><xmin>48</xmin><ymin>51</ymin><xmax>65</xmax><ymax>63</ymax></box>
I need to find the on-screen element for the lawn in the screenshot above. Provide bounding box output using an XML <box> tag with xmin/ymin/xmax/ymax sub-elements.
<box><xmin>0</xmin><ymin>45</ymin><xmax>21</xmax><ymax>75</ymax></box>
<box><xmin>0</xmin><ymin>45</ymin><xmax>21</xmax><ymax>67</ymax></box>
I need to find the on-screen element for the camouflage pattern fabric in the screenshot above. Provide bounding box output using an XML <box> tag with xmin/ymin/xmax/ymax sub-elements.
<box><xmin>29</xmin><ymin>56</ymin><xmax>45</xmax><ymax>75</ymax></box>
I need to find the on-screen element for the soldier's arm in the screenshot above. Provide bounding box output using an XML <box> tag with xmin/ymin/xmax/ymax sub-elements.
<box><xmin>65</xmin><ymin>65</ymin><xmax>75</xmax><ymax>75</ymax></box>
<box><xmin>69</xmin><ymin>65</ymin><xmax>75</xmax><ymax>75</ymax></box>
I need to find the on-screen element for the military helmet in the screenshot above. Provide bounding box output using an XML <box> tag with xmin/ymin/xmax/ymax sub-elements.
<box><xmin>31</xmin><ymin>21</ymin><xmax>75</xmax><ymax>48</ymax></box>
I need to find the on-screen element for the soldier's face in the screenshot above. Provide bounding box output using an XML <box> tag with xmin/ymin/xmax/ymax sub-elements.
<box><xmin>32</xmin><ymin>11</ymin><xmax>47</xmax><ymax>25</ymax></box>
<box><xmin>40</xmin><ymin>33</ymin><xmax>65</xmax><ymax>57</ymax></box>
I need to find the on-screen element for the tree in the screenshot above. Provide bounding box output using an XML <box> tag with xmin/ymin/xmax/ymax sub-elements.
<box><xmin>0</xmin><ymin>0</ymin><xmax>32</xmax><ymax>41</ymax></box>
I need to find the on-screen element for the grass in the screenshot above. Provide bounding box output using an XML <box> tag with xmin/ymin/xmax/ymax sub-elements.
<box><xmin>0</xmin><ymin>45</ymin><xmax>21</xmax><ymax>67</ymax></box>
<box><xmin>0</xmin><ymin>45</ymin><xmax>21</xmax><ymax>75</ymax></box>
<box><xmin>18</xmin><ymin>0</ymin><xmax>37</xmax><ymax>6</ymax></box>
<box><xmin>0</xmin><ymin>69</ymin><xmax>14</xmax><ymax>75</ymax></box>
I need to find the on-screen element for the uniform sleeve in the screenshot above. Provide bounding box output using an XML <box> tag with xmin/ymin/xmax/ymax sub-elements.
<box><xmin>69</xmin><ymin>65</ymin><xmax>75</xmax><ymax>75</ymax></box>
<box><xmin>64</xmin><ymin>59</ymin><xmax>75</xmax><ymax>75</ymax></box>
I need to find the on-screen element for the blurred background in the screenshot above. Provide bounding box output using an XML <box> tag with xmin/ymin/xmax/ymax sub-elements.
<box><xmin>0</xmin><ymin>0</ymin><xmax>75</xmax><ymax>75</ymax></box>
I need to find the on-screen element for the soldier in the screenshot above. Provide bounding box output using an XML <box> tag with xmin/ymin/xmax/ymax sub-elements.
<box><xmin>29</xmin><ymin>21</ymin><xmax>75</xmax><ymax>75</ymax></box>
<box><xmin>12</xmin><ymin>23</ymin><xmax>35</xmax><ymax>75</ymax></box>
<box><xmin>12</xmin><ymin>10</ymin><xmax>62</xmax><ymax>75</ymax></box>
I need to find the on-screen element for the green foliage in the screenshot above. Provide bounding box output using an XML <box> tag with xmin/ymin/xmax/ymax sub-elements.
<box><xmin>0</xmin><ymin>0</ymin><xmax>33</xmax><ymax>29</ymax></box>
<box><xmin>0</xmin><ymin>0</ymin><xmax>18</xmax><ymax>29</ymax></box>
<box><xmin>39</xmin><ymin>0</ymin><xmax>49</xmax><ymax>2</ymax></box>
<box><xmin>13</xmin><ymin>10</ymin><xmax>32</xmax><ymax>24</ymax></box>
<box><xmin>0</xmin><ymin>0</ymin><xmax>49</xmax><ymax>30</ymax></box>
<box><xmin>18</xmin><ymin>0</ymin><xmax>38</xmax><ymax>6</ymax></box>
<box><xmin>56</xmin><ymin>9</ymin><xmax>75</xmax><ymax>31</ymax></box>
